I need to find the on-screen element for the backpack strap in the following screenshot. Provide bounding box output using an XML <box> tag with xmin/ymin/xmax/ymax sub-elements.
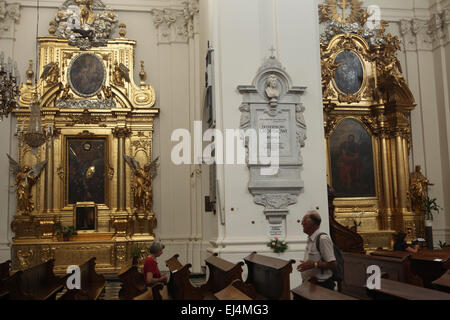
<box><xmin>315</xmin><ymin>232</ymin><xmax>328</xmax><ymax>275</ymax></box>
<box><xmin>315</xmin><ymin>232</ymin><xmax>328</xmax><ymax>257</ymax></box>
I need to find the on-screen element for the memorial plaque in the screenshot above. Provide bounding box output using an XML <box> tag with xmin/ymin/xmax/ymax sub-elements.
<box><xmin>255</xmin><ymin>108</ymin><xmax>293</xmax><ymax>158</ymax></box>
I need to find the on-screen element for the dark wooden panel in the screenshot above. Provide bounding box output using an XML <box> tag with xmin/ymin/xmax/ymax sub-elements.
<box><xmin>243</xmin><ymin>252</ymin><xmax>295</xmax><ymax>300</ymax></box>
<box><xmin>368</xmin><ymin>278</ymin><xmax>450</xmax><ymax>300</ymax></box>
<box><xmin>292</xmin><ymin>282</ymin><xmax>358</xmax><ymax>300</ymax></box>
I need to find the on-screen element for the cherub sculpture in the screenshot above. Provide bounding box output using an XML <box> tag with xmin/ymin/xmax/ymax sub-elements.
<box><xmin>75</xmin><ymin>0</ymin><xmax>95</xmax><ymax>25</ymax></box>
<box><xmin>40</xmin><ymin>62</ymin><xmax>60</xmax><ymax>86</ymax></box>
<box><xmin>112</xmin><ymin>62</ymin><xmax>130</xmax><ymax>87</ymax></box>
<box><xmin>123</xmin><ymin>154</ymin><xmax>159</xmax><ymax>215</ymax></box>
<box><xmin>7</xmin><ymin>154</ymin><xmax>48</xmax><ymax>215</ymax></box>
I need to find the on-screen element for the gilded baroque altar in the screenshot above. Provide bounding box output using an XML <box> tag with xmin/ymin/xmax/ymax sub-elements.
<box><xmin>320</xmin><ymin>0</ymin><xmax>421</xmax><ymax>249</ymax></box>
<box><xmin>10</xmin><ymin>0</ymin><xmax>159</xmax><ymax>275</ymax></box>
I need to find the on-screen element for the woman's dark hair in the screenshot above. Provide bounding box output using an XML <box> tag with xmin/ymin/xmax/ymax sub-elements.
<box><xmin>395</xmin><ymin>232</ymin><xmax>407</xmax><ymax>243</ymax></box>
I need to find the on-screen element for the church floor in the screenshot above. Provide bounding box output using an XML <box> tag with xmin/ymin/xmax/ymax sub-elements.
<box><xmin>56</xmin><ymin>273</ymin><xmax>207</xmax><ymax>300</ymax></box>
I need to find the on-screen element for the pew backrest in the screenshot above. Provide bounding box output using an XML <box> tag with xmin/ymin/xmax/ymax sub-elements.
<box><xmin>243</xmin><ymin>252</ymin><xmax>295</xmax><ymax>300</ymax></box>
<box><xmin>200</xmin><ymin>254</ymin><xmax>244</xmax><ymax>294</ymax></box>
<box><xmin>6</xmin><ymin>259</ymin><xmax>66</xmax><ymax>300</ymax></box>
<box><xmin>165</xmin><ymin>254</ymin><xmax>204</xmax><ymax>300</ymax></box>
<box><xmin>342</xmin><ymin>252</ymin><xmax>422</xmax><ymax>299</ymax></box>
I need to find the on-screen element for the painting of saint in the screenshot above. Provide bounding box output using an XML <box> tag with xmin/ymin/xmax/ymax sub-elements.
<box><xmin>334</xmin><ymin>50</ymin><xmax>364</xmax><ymax>95</ymax></box>
<box><xmin>68</xmin><ymin>53</ymin><xmax>105</xmax><ymax>97</ymax></box>
<box><xmin>75</xmin><ymin>205</ymin><xmax>96</xmax><ymax>231</ymax></box>
<box><xmin>67</xmin><ymin>139</ymin><xmax>106</xmax><ymax>205</ymax></box>
<box><xmin>329</xmin><ymin>119</ymin><xmax>376</xmax><ymax>198</ymax></box>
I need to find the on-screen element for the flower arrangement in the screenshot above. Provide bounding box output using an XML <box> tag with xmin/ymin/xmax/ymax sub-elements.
<box><xmin>267</xmin><ymin>237</ymin><xmax>288</xmax><ymax>253</ymax></box>
<box><xmin>352</xmin><ymin>211</ymin><xmax>365</xmax><ymax>228</ymax></box>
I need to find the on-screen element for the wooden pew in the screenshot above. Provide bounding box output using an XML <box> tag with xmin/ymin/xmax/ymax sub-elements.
<box><xmin>165</xmin><ymin>254</ymin><xmax>204</xmax><ymax>300</ymax></box>
<box><xmin>118</xmin><ymin>256</ymin><xmax>163</xmax><ymax>300</ymax></box>
<box><xmin>292</xmin><ymin>281</ymin><xmax>358</xmax><ymax>300</ymax></box>
<box><xmin>214</xmin><ymin>280</ymin><xmax>253</xmax><ymax>300</ymax></box>
<box><xmin>409</xmin><ymin>249</ymin><xmax>449</xmax><ymax>288</ymax></box>
<box><xmin>370</xmin><ymin>250</ymin><xmax>423</xmax><ymax>285</ymax></box>
<box><xmin>241</xmin><ymin>252</ymin><xmax>295</xmax><ymax>300</ymax></box>
<box><xmin>341</xmin><ymin>252</ymin><xmax>422</xmax><ymax>300</ymax></box>
<box><xmin>367</xmin><ymin>278</ymin><xmax>450</xmax><ymax>300</ymax></box>
<box><xmin>432</xmin><ymin>270</ymin><xmax>450</xmax><ymax>293</ymax></box>
<box><xmin>59</xmin><ymin>257</ymin><xmax>106</xmax><ymax>300</ymax></box>
<box><xmin>199</xmin><ymin>254</ymin><xmax>244</xmax><ymax>294</ymax></box>
<box><xmin>0</xmin><ymin>260</ymin><xmax>11</xmax><ymax>299</ymax></box>
<box><xmin>6</xmin><ymin>259</ymin><xmax>68</xmax><ymax>300</ymax></box>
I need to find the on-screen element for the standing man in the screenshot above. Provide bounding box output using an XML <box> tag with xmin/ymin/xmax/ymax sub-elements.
<box><xmin>297</xmin><ymin>210</ymin><xmax>337</xmax><ymax>290</ymax></box>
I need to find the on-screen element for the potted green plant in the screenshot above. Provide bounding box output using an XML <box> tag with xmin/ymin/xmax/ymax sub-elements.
<box><xmin>130</xmin><ymin>243</ymin><xmax>149</xmax><ymax>266</ymax></box>
<box><xmin>424</xmin><ymin>196</ymin><xmax>441</xmax><ymax>223</ymax></box>
<box><xmin>423</xmin><ymin>196</ymin><xmax>442</xmax><ymax>249</ymax></box>
<box><xmin>55</xmin><ymin>223</ymin><xmax>77</xmax><ymax>241</ymax></box>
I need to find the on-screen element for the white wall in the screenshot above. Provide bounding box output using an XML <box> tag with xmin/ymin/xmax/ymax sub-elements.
<box><xmin>204</xmin><ymin>0</ymin><xmax>329</xmax><ymax>288</ymax></box>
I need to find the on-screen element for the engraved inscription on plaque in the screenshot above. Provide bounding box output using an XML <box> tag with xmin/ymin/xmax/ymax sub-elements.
<box><xmin>334</xmin><ymin>50</ymin><xmax>364</xmax><ymax>95</ymax></box>
<box><xmin>256</xmin><ymin>109</ymin><xmax>292</xmax><ymax>158</ymax></box>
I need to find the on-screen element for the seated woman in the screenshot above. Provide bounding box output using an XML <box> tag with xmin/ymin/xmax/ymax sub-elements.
<box><xmin>393</xmin><ymin>232</ymin><xmax>419</xmax><ymax>253</ymax></box>
<box><xmin>144</xmin><ymin>242</ymin><xmax>169</xmax><ymax>298</ymax></box>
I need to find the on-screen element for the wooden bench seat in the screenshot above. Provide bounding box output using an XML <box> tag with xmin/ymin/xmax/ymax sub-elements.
<box><xmin>367</xmin><ymin>278</ymin><xmax>450</xmax><ymax>300</ymax></box>
<box><xmin>292</xmin><ymin>281</ymin><xmax>358</xmax><ymax>300</ymax></box>
<box><xmin>165</xmin><ymin>254</ymin><xmax>204</xmax><ymax>300</ymax></box>
<box><xmin>432</xmin><ymin>270</ymin><xmax>450</xmax><ymax>293</ymax></box>
<box><xmin>214</xmin><ymin>280</ymin><xmax>253</xmax><ymax>300</ymax></box>
<box><xmin>199</xmin><ymin>254</ymin><xmax>244</xmax><ymax>294</ymax></box>
<box><xmin>6</xmin><ymin>259</ymin><xmax>68</xmax><ymax>300</ymax></box>
<box><xmin>0</xmin><ymin>260</ymin><xmax>11</xmax><ymax>299</ymax></box>
<box><xmin>341</xmin><ymin>252</ymin><xmax>423</xmax><ymax>299</ymax></box>
<box><xmin>118</xmin><ymin>256</ymin><xmax>163</xmax><ymax>300</ymax></box>
<box><xmin>59</xmin><ymin>257</ymin><xmax>106</xmax><ymax>300</ymax></box>
<box><xmin>241</xmin><ymin>252</ymin><xmax>295</xmax><ymax>300</ymax></box>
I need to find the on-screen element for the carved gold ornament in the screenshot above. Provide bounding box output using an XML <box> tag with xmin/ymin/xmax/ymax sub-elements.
<box><xmin>322</xmin><ymin>0</ymin><xmax>364</xmax><ymax>24</ymax></box>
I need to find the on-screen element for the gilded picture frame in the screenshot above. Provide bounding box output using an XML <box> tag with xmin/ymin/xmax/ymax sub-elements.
<box><xmin>67</xmin><ymin>52</ymin><xmax>106</xmax><ymax>97</ymax></box>
<box><xmin>328</xmin><ymin>118</ymin><xmax>376</xmax><ymax>198</ymax></box>
<box><xmin>74</xmin><ymin>202</ymin><xmax>97</xmax><ymax>232</ymax></box>
<box><xmin>64</xmin><ymin>135</ymin><xmax>109</xmax><ymax>207</ymax></box>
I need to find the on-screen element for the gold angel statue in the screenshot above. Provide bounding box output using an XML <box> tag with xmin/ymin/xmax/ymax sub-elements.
<box><xmin>123</xmin><ymin>154</ymin><xmax>159</xmax><ymax>215</ymax></box>
<box><xmin>7</xmin><ymin>154</ymin><xmax>48</xmax><ymax>215</ymax></box>
<box><xmin>112</xmin><ymin>62</ymin><xmax>130</xmax><ymax>87</ymax></box>
<box><xmin>410</xmin><ymin>165</ymin><xmax>433</xmax><ymax>211</ymax></box>
<box><xmin>40</xmin><ymin>62</ymin><xmax>60</xmax><ymax>86</ymax></box>
<box><xmin>75</xmin><ymin>0</ymin><xmax>95</xmax><ymax>25</ymax></box>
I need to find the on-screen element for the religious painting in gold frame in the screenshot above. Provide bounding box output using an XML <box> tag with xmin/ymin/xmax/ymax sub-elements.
<box><xmin>74</xmin><ymin>202</ymin><xmax>97</xmax><ymax>232</ymax></box>
<box><xmin>328</xmin><ymin>118</ymin><xmax>376</xmax><ymax>198</ymax></box>
<box><xmin>64</xmin><ymin>135</ymin><xmax>110</xmax><ymax>207</ymax></box>
<box><xmin>333</xmin><ymin>50</ymin><xmax>365</xmax><ymax>96</ymax></box>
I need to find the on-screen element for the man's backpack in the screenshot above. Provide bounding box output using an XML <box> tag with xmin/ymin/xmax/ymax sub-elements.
<box><xmin>315</xmin><ymin>232</ymin><xmax>344</xmax><ymax>282</ymax></box>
